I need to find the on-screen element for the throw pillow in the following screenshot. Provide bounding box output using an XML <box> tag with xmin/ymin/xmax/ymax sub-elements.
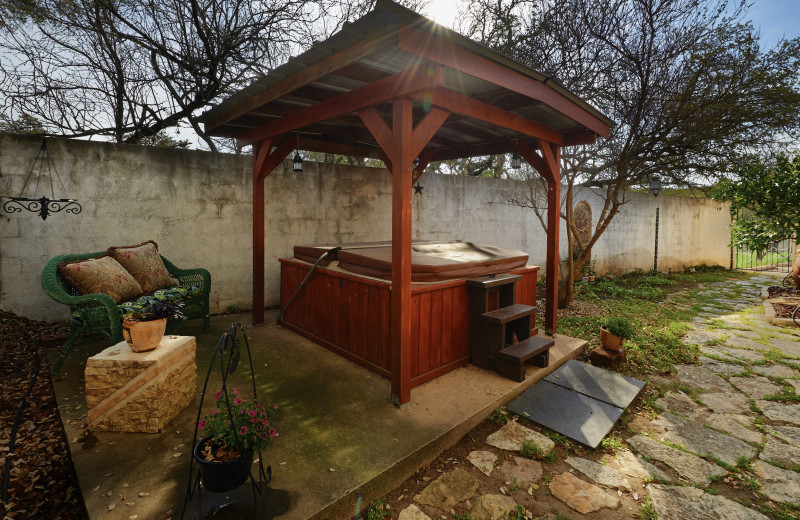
<box><xmin>107</xmin><ymin>240</ymin><xmax>177</xmax><ymax>294</ymax></box>
<box><xmin>58</xmin><ymin>256</ymin><xmax>143</xmax><ymax>304</ymax></box>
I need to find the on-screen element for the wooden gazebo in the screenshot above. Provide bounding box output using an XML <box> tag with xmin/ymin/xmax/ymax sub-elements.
<box><xmin>201</xmin><ymin>0</ymin><xmax>612</xmax><ymax>405</ymax></box>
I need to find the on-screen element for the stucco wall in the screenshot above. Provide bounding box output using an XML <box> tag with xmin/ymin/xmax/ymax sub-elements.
<box><xmin>0</xmin><ymin>134</ymin><xmax>731</xmax><ymax>322</ymax></box>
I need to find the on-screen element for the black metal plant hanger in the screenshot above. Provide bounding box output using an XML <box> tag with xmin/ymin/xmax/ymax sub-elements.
<box><xmin>2</xmin><ymin>138</ymin><xmax>82</xmax><ymax>220</ymax></box>
<box><xmin>181</xmin><ymin>323</ymin><xmax>272</xmax><ymax>520</ymax></box>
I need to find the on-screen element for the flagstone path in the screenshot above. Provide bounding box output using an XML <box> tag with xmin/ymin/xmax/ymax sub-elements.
<box><xmin>385</xmin><ymin>274</ymin><xmax>800</xmax><ymax>519</ymax></box>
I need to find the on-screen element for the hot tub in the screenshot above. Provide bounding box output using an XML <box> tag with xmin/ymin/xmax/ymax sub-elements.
<box><xmin>292</xmin><ymin>241</ymin><xmax>529</xmax><ymax>282</ymax></box>
<box><xmin>279</xmin><ymin>241</ymin><xmax>539</xmax><ymax>388</ymax></box>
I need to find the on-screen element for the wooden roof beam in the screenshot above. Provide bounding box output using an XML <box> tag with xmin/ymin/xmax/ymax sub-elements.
<box><xmin>204</xmin><ymin>29</ymin><xmax>400</xmax><ymax>132</ymax></box>
<box><xmin>398</xmin><ymin>25</ymin><xmax>610</xmax><ymax>138</ymax></box>
<box><xmin>237</xmin><ymin>64</ymin><xmax>446</xmax><ymax>147</ymax></box>
<box><xmin>415</xmin><ymin>87</ymin><xmax>565</xmax><ymax>145</ymax></box>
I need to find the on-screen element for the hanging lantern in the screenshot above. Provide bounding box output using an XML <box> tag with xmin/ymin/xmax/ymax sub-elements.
<box><xmin>511</xmin><ymin>150</ymin><xmax>522</xmax><ymax>169</ymax></box>
<box><xmin>2</xmin><ymin>139</ymin><xmax>82</xmax><ymax>220</ymax></box>
<box><xmin>292</xmin><ymin>152</ymin><xmax>303</xmax><ymax>172</ymax></box>
<box><xmin>649</xmin><ymin>175</ymin><xmax>662</xmax><ymax>197</ymax></box>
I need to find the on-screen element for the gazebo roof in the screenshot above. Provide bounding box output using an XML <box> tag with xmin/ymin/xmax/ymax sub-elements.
<box><xmin>201</xmin><ymin>0</ymin><xmax>613</xmax><ymax>160</ymax></box>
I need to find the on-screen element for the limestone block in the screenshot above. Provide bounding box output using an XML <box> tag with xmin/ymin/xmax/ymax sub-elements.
<box><xmin>85</xmin><ymin>336</ymin><xmax>196</xmax><ymax>433</ymax></box>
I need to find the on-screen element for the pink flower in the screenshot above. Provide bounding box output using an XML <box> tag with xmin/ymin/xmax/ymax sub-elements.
<box><xmin>214</xmin><ymin>390</ymin><xmax>223</xmax><ymax>400</ymax></box>
<box><xmin>198</xmin><ymin>420</ymin><xmax>206</xmax><ymax>430</ymax></box>
<box><xmin>234</xmin><ymin>398</ymin><xmax>243</xmax><ymax>405</ymax></box>
<box><xmin>261</xmin><ymin>419</ymin><xmax>269</xmax><ymax>426</ymax></box>
<box><xmin>211</xmin><ymin>409</ymin><xmax>219</xmax><ymax>415</ymax></box>
<box><xmin>232</xmin><ymin>388</ymin><xmax>240</xmax><ymax>395</ymax></box>
<box><xmin>251</xmin><ymin>418</ymin><xmax>258</xmax><ymax>423</ymax></box>
<box><xmin>240</xmin><ymin>426</ymin><xmax>248</xmax><ymax>435</ymax></box>
<box><xmin>269</xmin><ymin>428</ymin><xmax>276</xmax><ymax>438</ymax></box>
<box><xmin>259</xmin><ymin>432</ymin><xmax>269</xmax><ymax>440</ymax></box>
<box><xmin>248</xmin><ymin>410</ymin><xmax>256</xmax><ymax>417</ymax></box>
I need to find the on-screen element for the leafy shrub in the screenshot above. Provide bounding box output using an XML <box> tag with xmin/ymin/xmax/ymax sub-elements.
<box><xmin>603</xmin><ymin>317</ymin><xmax>635</xmax><ymax>339</ymax></box>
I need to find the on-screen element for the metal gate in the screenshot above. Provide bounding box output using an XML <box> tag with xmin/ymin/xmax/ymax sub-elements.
<box><xmin>734</xmin><ymin>210</ymin><xmax>795</xmax><ymax>272</ymax></box>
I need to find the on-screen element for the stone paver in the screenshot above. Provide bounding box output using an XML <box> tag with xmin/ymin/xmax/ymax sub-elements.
<box><xmin>700</xmin><ymin>392</ymin><xmax>751</xmax><ymax>414</ymax></box>
<box><xmin>730</xmin><ymin>329</ymin><xmax>764</xmax><ymax>339</ymax></box>
<box><xmin>608</xmin><ymin>449</ymin><xmax>672</xmax><ymax>483</ymax></box>
<box><xmin>628</xmin><ymin>435</ymin><xmax>726</xmax><ymax>486</ymax></box>
<box><xmin>751</xmin><ymin>363</ymin><xmax>798</xmax><ymax>379</ymax></box>
<box><xmin>398</xmin><ymin>504</ymin><xmax>432</xmax><ymax>520</ymax></box>
<box><xmin>769</xmin><ymin>424</ymin><xmax>800</xmax><ymax>447</ymax></box>
<box><xmin>757</xmin><ymin>400</ymin><xmax>800</xmax><ymax>425</ymax></box>
<box><xmin>700</xmin><ymin>357</ymin><xmax>745</xmax><ymax>376</ymax></box>
<box><xmin>726</xmin><ymin>336</ymin><xmax>770</xmax><ymax>351</ymax></box>
<box><xmin>717</xmin><ymin>346</ymin><xmax>765</xmax><ymax>362</ymax></box>
<box><xmin>760</xmin><ymin>437</ymin><xmax>800</xmax><ymax>468</ymax></box>
<box><xmin>786</xmin><ymin>379</ymin><xmax>800</xmax><ymax>393</ymax></box>
<box><xmin>705</xmin><ymin>413</ymin><xmax>762</xmax><ymax>445</ymax></box>
<box><xmin>730</xmin><ymin>375</ymin><xmax>783</xmax><ymax>399</ymax></box>
<box><xmin>683</xmin><ymin>329</ymin><xmax>725</xmax><ymax>345</ymax></box>
<box><xmin>467</xmin><ymin>451</ymin><xmax>496</xmax><ymax>476</ymax></box>
<box><xmin>417</xmin><ymin>468</ymin><xmax>477</xmax><ymax>511</ymax></box>
<box><xmin>549</xmin><ymin>472</ymin><xmax>619</xmax><ymax>514</ymax></box>
<box><xmin>754</xmin><ymin>460</ymin><xmax>800</xmax><ymax>504</ymax></box>
<box><xmin>675</xmin><ymin>365</ymin><xmax>731</xmax><ymax>392</ymax></box>
<box><xmin>652</xmin><ymin>411</ymin><xmax>757</xmax><ymax>467</ymax></box>
<box><xmin>656</xmin><ymin>391</ymin><xmax>703</xmax><ymax>416</ymax></box>
<box><xmin>485</xmin><ymin>421</ymin><xmax>554</xmax><ymax>453</ymax></box>
<box><xmin>467</xmin><ymin>494</ymin><xmax>518</xmax><ymax>520</ymax></box>
<box><xmin>768</xmin><ymin>338</ymin><xmax>800</xmax><ymax>357</ymax></box>
<box><xmin>498</xmin><ymin>456</ymin><xmax>542</xmax><ymax>486</ymax></box>
<box><xmin>647</xmin><ymin>484</ymin><xmax>769</xmax><ymax>520</ymax></box>
<box><xmin>564</xmin><ymin>457</ymin><xmax>631</xmax><ymax>491</ymax></box>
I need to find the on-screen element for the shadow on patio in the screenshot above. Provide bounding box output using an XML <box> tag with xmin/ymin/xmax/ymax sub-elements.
<box><xmin>52</xmin><ymin>311</ymin><xmax>585</xmax><ymax>520</ymax></box>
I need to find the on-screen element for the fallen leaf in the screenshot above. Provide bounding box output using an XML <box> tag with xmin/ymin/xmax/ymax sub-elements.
<box><xmin>138</xmin><ymin>492</ymin><xmax>149</xmax><ymax>497</ymax></box>
<box><xmin>91</xmin><ymin>484</ymin><xmax>100</xmax><ymax>493</ymax></box>
<box><xmin>108</xmin><ymin>504</ymin><xmax>116</xmax><ymax>511</ymax></box>
<box><xmin>329</xmin><ymin>468</ymin><xmax>335</xmax><ymax>472</ymax></box>
<box><xmin>172</xmin><ymin>452</ymin><xmax>182</xmax><ymax>457</ymax></box>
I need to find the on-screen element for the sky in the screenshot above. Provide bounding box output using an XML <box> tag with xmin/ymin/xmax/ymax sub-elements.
<box><xmin>422</xmin><ymin>0</ymin><xmax>800</xmax><ymax>47</ymax></box>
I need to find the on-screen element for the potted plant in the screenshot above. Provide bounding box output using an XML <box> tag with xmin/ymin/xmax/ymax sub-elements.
<box><xmin>600</xmin><ymin>317</ymin><xmax>634</xmax><ymax>352</ymax></box>
<box><xmin>122</xmin><ymin>299</ymin><xmax>184</xmax><ymax>352</ymax></box>
<box><xmin>194</xmin><ymin>387</ymin><xmax>277</xmax><ymax>493</ymax></box>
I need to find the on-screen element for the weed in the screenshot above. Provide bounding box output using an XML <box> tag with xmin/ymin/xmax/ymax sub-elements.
<box><xmin>364</xmin><ymin>498</ymin><xmax>392</xmax><ymax>520</ymax></box>
<box><xmin>601</xmin><ymin>435</ymin><xmax>624</xmax><ymax>455</ymax></box>
<box><xmin>545</xmin><ymin>431</ymin><xmax>569</xmax><ymax>444</ymax></box>
<box><xmin>639</xmin><ymin>496</ymin><xmax>658</xmax><ymax>520</ymax></box>
<box><xmin>709</xmin><ymin>474</ymin><xmax>722</xmax><ymax>483</ymax></box>
<box><xmin>736</xmin><ymin>456</ymin><xmax>752</xmax><ymax>469</ymax></box>
<box><xmin>508</xmin><ymin>477</ymin><xmax>518</xmax><ymax>491</ymax></box>
<box><xmin>542</xmin><ymin>450</ymin><xmax>558</xmax><ymax>464</ymax></box>
<box><xmin>451</xmin><ymin>514</ymin><xmax>472</xmax><ymax>520</ymax></box>
<box><xmin>488</xmin><ymin>408</ymin><xmax>510</xmax><ymax>424</ymax></box>
<box><xmin>520</xmin><ymin>440</ymin><xmax>543</xmax><ymax>459</ymax></box>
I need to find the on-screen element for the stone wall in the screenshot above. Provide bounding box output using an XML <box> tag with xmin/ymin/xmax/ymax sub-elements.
<box><xmin>0</xmin><ymin>134</ymin><xmax>731</xmax><ymax>322</ymax></box>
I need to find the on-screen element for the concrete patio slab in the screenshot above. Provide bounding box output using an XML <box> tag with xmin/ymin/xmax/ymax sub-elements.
<box><xmin>50</xmin><ymin>310</ymin><xmax>585</xmax><ymax>520</ymax></box>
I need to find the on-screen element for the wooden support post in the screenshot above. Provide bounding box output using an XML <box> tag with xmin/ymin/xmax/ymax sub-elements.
<box><xmin>517</xmin><ymin>140</ymin><xmax>561</xmax><ymax>335</ymax></box>
<box><xmin>544</xmin><ymin>145</ymin><xmax>561</xmax><ymax>334</ymax></box>
<box><xmin>251</xmin><ymin>137</ymin><xmax>293</xmax><ymax>325</ymax></box>
<box><xmin>253</xmin><ymin>141</ymin><xmax>266</xmax><ymax>325</ymax></box>
<box><xmin>391</xmin><ymin>98</ymin><xmax>414</xmax><ymax>406</ymax></box>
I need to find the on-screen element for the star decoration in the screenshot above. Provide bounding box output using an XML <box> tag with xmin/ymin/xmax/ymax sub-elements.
<box><xmin>413</xmin><ymin>183</ymin><xmax>424</xmax><ymax>195</ymax></box>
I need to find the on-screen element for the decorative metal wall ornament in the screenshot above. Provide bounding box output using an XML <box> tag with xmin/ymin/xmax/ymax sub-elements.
<box><xmin>181</xmin><ymin>323</ymin><xmax>272</xmax><ymax>519</ymax></box>
<box><xmin>2</xmin><ymin>139</ymin><xmax>82</xmax><ymax>220</ymax></box>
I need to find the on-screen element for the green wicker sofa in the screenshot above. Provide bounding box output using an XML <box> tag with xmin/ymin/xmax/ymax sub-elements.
<box><xmin>42</xmin><ymin>251</ymin><xmax>211</xmax><ymax>372</ymax></box>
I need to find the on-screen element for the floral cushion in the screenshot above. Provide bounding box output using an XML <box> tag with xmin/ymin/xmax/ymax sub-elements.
<box><xmin>58</xmin><ymin>256</ymin><xmax>143</xmax><ymax>304</ymax></box>
<box><xmin>107</xmin><ymin>240</ymin><xmax>177</xmax><ymax>294</ymax></box>
<box><xmin>69</xmin><ymin>285</ymin><xmax>203</xmax><ymax>323</ymax></box>
<box><xmin>118</xmin><ymin>285</ymin><xmax>203</xmax><ymax>320</ymax></box>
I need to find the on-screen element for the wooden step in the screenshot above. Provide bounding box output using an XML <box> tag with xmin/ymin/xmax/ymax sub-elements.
<box><xmin>481</xmin><ymin>303</ymin><xmax>535</xmax><ymax>325</ymax></box>
<box><xmin>495</xmin><ymin>336</ymin><xmax>554</xmax><ymax>382</ymax></box>
<box><xmin>496</xmin><ymin>336</ymin><xmax>554</xmax><ymax>362</ymax></box>
<box><xmin>466</xmin><ymin>273</ymin><xmax>522</xmax><ymax>289</ymax></box>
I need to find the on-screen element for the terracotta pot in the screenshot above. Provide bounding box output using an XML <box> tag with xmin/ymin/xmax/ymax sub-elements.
<box><xmin>122</xmin><ymin>318</ymin><xmax>166</xmax><ymax>352</ymax></box>
<box><xmin>193</xmin><ymin>437</ymin><xmax>253</xmax><ymax>493</ymax></box>
<box><xmin>600</xmin><ymin>326</ymin><xmax>624</xmax><ymax>352</ymax></box>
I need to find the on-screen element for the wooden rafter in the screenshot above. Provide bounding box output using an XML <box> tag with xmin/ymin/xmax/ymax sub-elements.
<box><xmin>204</xmin><ymin>29</ymin><xmax>399</xmax><ymax>132</ymax></box>
<box><xmin>398</xmin><ymin>25</ymin><xmax>610</xmax><ymax>138</ymax></box>
<box><xmin>237</xmin><ymin>64</ymin><xmax>446</xmax><ymax>146</ymax></box>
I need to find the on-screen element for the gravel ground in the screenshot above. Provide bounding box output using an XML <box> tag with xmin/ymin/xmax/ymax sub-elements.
<box><xmin>0</xmin><ymin>311</ymin><xmax>88</xmax><ymax>520</ymax></box>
